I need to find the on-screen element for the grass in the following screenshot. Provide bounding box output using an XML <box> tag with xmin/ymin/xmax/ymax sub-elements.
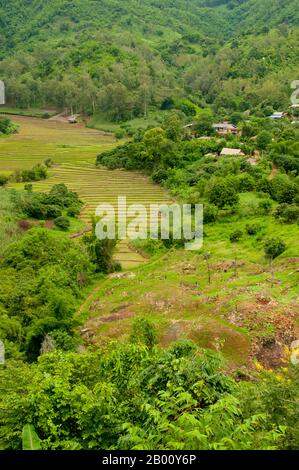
<box><xmin>88</xmin><ymin>109</ymin><xmax>168</xmax><ymax>134</ymax></box>
<box><xmin>0</xmin><ymin>107</ymin><xmax>57</xmax><ymax>118</ymax></box>
<box><xmin>76</xmin><ymin>208</ymin><xmax>298</xmax><ymax>369</ymax></box>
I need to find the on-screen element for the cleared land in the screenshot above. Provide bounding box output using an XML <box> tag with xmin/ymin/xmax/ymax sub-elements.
<box><xmin>0</xmin><ymin>115</ymin><xmax>172</xmax><ymax>268</ymax></box>
<box><xmin>78</xmin><ymin>215</ymin><xmax>299</xmax><ymax>369</ymax></box>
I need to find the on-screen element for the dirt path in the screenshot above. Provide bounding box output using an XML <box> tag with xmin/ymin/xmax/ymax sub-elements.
<box><xmin>49</xmin><ymin>111</ymin><xmax>68</xmax><ymax>122</ymax></box>
<box><xmin>69</xmin><ymin>227</ymin><xmax>92</xmax><ymax>239</ymax></box>
<box><xmin>78</xmin><ymin>285</ymin><xmax>103</xmax><ymax>315</ymax></box>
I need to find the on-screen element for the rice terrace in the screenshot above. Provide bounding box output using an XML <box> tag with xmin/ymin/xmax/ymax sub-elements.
<box><xmin>0</xmin><ymin>115</ymin><xmax>171</xmax><ymax>268</ymax></box>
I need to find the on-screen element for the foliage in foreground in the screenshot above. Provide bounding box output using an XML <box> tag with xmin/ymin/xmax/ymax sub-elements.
<box><xmin>0</xmin><ymin>340</ymin><xmax>298</xmax><ymax>450</ymax></box>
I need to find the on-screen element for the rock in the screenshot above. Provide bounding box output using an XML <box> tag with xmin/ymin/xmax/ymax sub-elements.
<box><xmin>109</xmin><ymin>272</ymin><xmax>136</xmax><ymax>280</ymax></box>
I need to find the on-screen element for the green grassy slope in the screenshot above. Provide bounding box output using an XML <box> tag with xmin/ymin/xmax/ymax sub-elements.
<box><xmin>77</xmin><ymin>206</ymin><xmax>299</xmax><ymax>369</ymax></box>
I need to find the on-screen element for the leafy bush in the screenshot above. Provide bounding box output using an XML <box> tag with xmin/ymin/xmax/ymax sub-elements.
<box><xmin>0</xmin><ymin>117</ymin><xmax>18</xmax><ymax>135</ymax></box>
<box><xmin>1</xmin><ymin>342</ymin><xmax>297</xmax><ymax>450</ymax></box>
<box><xmin>0</xmin><ymin>174</ymin><xmax>9</xmax><ymax>186</ymax></box>
<box><xmin>115</xmin><ymin>129</ymin><xmax>126</xmax><ymax>139</ymax></box>
<box><xmin>1</xmin><ymin>228</ymin><xmax>92</xmax><ymax>361</ymax></box>
<box><xmin>230</xmin><ymin>230</ymin><xmax>243</xmax><ymax>242</ymax></box>
<box><xmin>44</xmin><ymin>158</ymin><xmax>54</xmax><ymax>168</ymax></box>
<box><xmin>270</xmin><ymin>176</ymin><xmax>298</xmax><ymax>204</ymax></box>
<box><xmin>54</xmin><ymin>216</ymin><xmax>70</xmax><ymax>231</ymax></box>
<box><xmin>246</xmin><ymin>223</ymin><xmax>262</xmax><ymax>235</ymax></box>
<box><xmin>256</xmin><ymin>131</ymin><xmax>272</xmax><ymax>150</ymax></box>
<box><xmin>14</xmin><ymin>164</ymin><xmax>47</xmax><ymax>183</ymax></box>
<box><xmin>203</xmin><ymin>204</ymin><xmax>218</xmax><ymax>223</ymax></box>
<box><xmin>175</xmin><ymin>98</ymin><xmax>197</xmax><ymax>116</ymax></box>
<box><xmin>67</xmin><ymin>205</ymin><xmax>81</xmax><ymax>217</ymax></box>
<box><xmin>130</xmin><ymin>317</ymin><xmax>158</xmax><ymax>350</ymax></box>
<box><xmin>237</xmin><ymin>174</ymin><xmax>256</xmax><ymax>192</ymax></box>
<box><xmin>24</xmin><ymin>183</ymin><xmax>33</xmax><ymax>191</ymax></box>
<box><xmin>152</xmin><ymin>168</ymin><xmax>169</xmax><ymax>184</ymax></box>
<box><xmin>274</xmin><ymin>204</ymin><xmax>299</xmax><ymax>224</ymax></box>
<box><xmin>14</xmin><ymin>184</ymin><xmax>82</xmax><ymax>220</ymax></box>
<box><xmin>264</xmin><ymin>238</ymin><xmax>286</xmax><ymax>260</ymax></box>
<box><xmin>208</xmin><ymin>178</ymin><xmax>239</xmax><ymax>209</ymax></box>
<box><xmin>258</xmin><ymin>198</ymin><xmax>273</xmax><ymax>214</ymax></box>
<box><xmin>83</xmin><ymin>230</ymin><xmax>118</xmax><ymax>273</ymax></box>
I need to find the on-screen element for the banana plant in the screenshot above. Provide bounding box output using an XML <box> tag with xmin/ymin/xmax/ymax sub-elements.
<box><xmin>22</xmin><ymin>424</ymin><xmax>41</xmax><ymax>450</ymax></box>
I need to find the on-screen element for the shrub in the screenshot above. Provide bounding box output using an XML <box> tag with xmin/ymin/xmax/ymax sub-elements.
<box><xmin>264</xmin><ymin>238</ymin><xmax>286</xmax><ymax>260</ymax></box>
<box><xmin>161</xmin><ymin>96</ymin><xmax>175</xmax><ymax>110</ymax></box>
<box><xmin>256</xmin><ymin>131</ymin><xmax>272</xmax><ymax>150</ymax></box>
<box><xmin>0</xmin><ymin>174</ymin><xmax>9</xmax><ymax>186</ymax></box>
<box><xmin>83</xmin><ymin>234</ymin><xmax>118</xmax><ymax>273</ymax></box>
<box><xmin>0</xmin><ymin>117</ymin><xmax>18</xmax><ymax>135</ymax></box>
<box><xmin>44</xmin><ymin>158</ymin><xmax>54</xmax><ymax>167</ymax></box>
<box><xmin>44</xmin><ymin>205</ymin><xmax>62</xmax><ymax>219</ymax></box>
<box><xmin>24</xmin><ymin>183</ymin><xmax>33</xmax><ymax>192</ymax></box>
<box><xmin>23</xmin><ymin>200</ymin><xmax>47</xmax><ymax>219</ymax></box>
<box><xmin>115</xmin><ymin>129</ymin><xmax>126</xmax><ymax>139</ymax></box>
<box><xmin>152</xmin><ymin>168</ymin><xmax>169</xmax><ymax>184</ymax></box>
<box><xmin>130</xmin><ymin>317</ymin><xmax>158</xmax><ymax>350</ymax></box>
<box><xmin>203</xmin><ymin>204</ymin><xmax>218</xmax><ymax>223</ymax></box>
<box><xmin>14</xmin><ymin>164</ymin><xmax>47</xmax><ymax>183</ymax></box>
<box><xmin>274</xmin><ymin>204</ymin><xmax>299</xmax><ymax>224</ymax></box>
<box><xmin>246</xmin><ymin>223</ymin><xmax>262</xmax><ymax>235</ymax></box>
<box><xmin>258</xmin><ymin>199</ymin><xmax>273</xmax><ymax>214</ymax></box>
<box><xmin>208</xmin><ymin>178</ymin><xmax>239</xmax><ymax>209</ymax></box>
<box><xmin>230</xmin><ymin>230</ymin><xmax>243</xmax><ymax>242</ymax></box>
<box><xmin>54</xmin><ymin>216</ymin><xmax>70</xmax><ymax>231</ymax></box>
<box><xmin>50</xmin><ymin>330</ymin><xmax>78</xmax><ymax>351</ymax></box>
<box><xmin>270</xmin><ymin>176</ymin><xmax>298</xmax><ymax>204</ymax></box>
<box><xmin>237</xmin><ymin>174</ymin><xmax>256</xmax><ymax>192</ymax></box>
<box><xmin>67</xmin><ymin>206</ymin><xmax>81</xmax><ymax>217</ymax></box>
<box><xmin>175</xmin><ymin>98</ymin><xmax>197</xmax><ymax>116</ymax></box>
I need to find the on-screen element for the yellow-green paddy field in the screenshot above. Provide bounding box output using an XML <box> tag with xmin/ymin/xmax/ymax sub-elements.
<box><xmin>0</xmin><ymin>115</ymin><xmax>172</xmax><ymax>268</ymax></box>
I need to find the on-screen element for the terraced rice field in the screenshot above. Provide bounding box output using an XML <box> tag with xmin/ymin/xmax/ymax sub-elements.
<box><xmin>1</xmin><ymin>116</ymin><xmax>172</xmax><ymax>268</ymax></box>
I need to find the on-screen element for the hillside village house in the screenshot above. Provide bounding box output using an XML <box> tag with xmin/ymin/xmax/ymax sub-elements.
<box><xmin>213</xmin><ymin>122</ymin><xmax>240</xmax><ymax>135</ymax></box>
<box><xmin>68</xmin><ymin>115</ymin><xmax>78</xmax><ymax>124</ymax></box>
<box><xmin>220</xmin><ymin>148</ymin><xmax>245</xmax><ymax>156</ymax></box>
<box><xmin>269</xmin><ymin>112</ymin><xmax>289</xmax><ymax>119</ymax></box>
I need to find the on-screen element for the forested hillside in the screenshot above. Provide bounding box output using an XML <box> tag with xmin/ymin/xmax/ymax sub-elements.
<box><xmin>0</xmin><ymin>0</ymin><xmax>298</xmax><ymax>118</ymax></box>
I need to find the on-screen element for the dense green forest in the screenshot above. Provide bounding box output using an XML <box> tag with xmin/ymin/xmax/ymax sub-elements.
<box><xmin>0</xmin><ymin>0</ymin><xmax>298</xmax><ymax>118</ymax></box>
<box><xmin>0</xmin><ymin>0</ymin><xmax>299</xmax><ymax>453</ymax></box>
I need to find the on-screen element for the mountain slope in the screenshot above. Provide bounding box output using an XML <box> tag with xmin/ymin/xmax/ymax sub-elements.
<box><xmin>0</xmin><ymin>1</ymin><xmax>298</xmax><ymax>118</ymax></box>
